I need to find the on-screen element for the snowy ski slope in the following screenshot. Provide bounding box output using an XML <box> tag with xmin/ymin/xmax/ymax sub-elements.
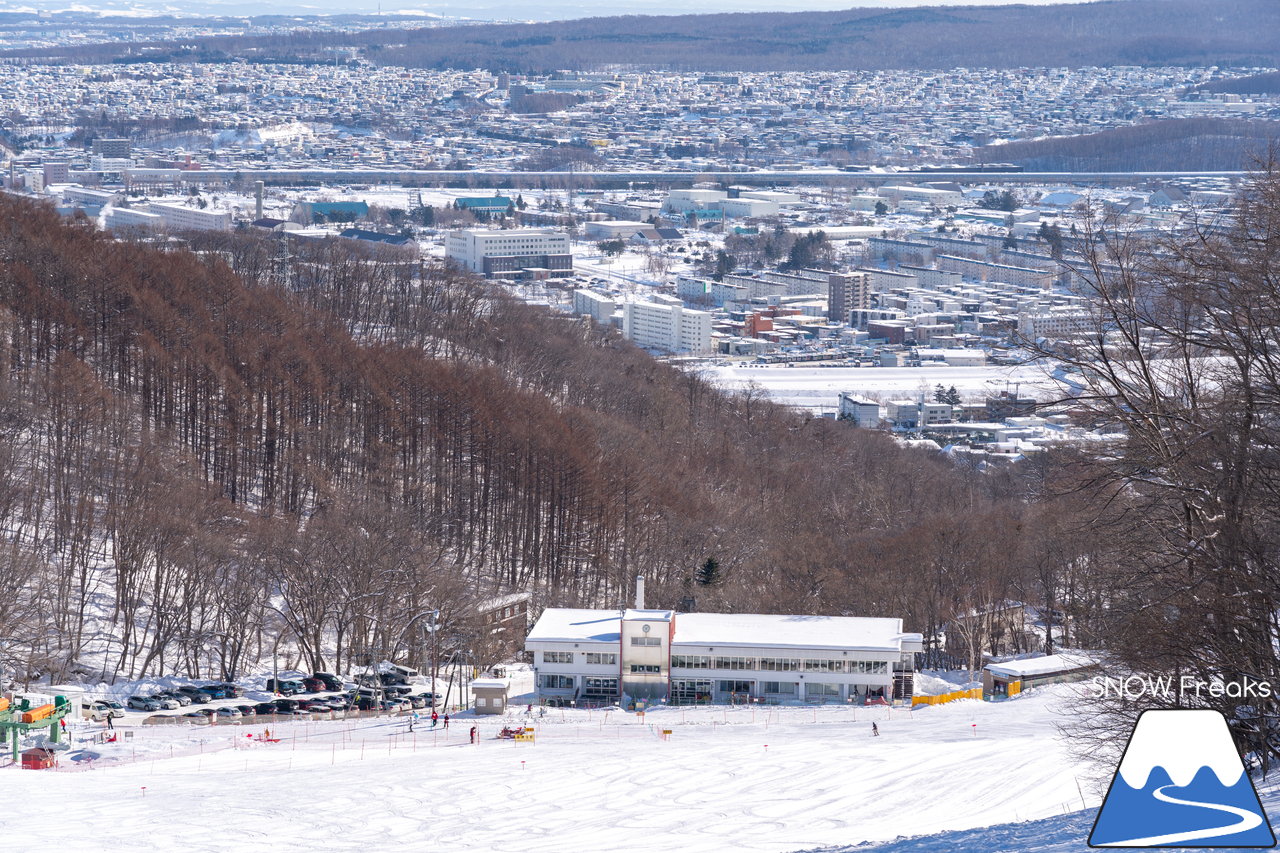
<box><xmin>5</xmin><ymin>685</ymin><xmax>1107</xmax><ymax>851</ymax></box>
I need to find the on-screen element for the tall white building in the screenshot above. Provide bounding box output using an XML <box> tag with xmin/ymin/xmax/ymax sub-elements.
<box><xmin>446</xmin><ymin>228</ymin><xmax>573</xmax><ymax>279</ymax></box>
<box><xmin>622</xmin><ymin>301</ymin><xmax>712</xmax><ymax>354</ymax></box>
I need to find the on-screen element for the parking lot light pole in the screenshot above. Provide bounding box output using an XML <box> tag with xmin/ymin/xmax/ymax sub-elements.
<box><xmin>428</xmin><ymin>610</ymin><xmax>441</xmax><ymax>709</ymax></box>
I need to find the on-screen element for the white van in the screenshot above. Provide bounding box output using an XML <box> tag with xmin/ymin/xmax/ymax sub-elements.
<box><xmin>82</xmin><ymin>699</ymin><xmax>125</xmax><ymax>721</ymax></box>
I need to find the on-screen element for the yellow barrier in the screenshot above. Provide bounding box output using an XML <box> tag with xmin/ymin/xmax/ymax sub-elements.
<box><xmin>911</xmin><ymin>688</ymin><xmax>982</xmax><ymax>707</ymax></box>
<box><xmin>1007</xmin><ymin>680</ymin><xmax>1021</xmax><ymax>697</ymax></box>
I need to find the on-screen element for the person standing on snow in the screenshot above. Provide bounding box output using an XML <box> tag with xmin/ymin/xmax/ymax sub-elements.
<box><xmin>872</xmin><ymin>722</ymin><xmax>879</xmax><ymax>737</ymax></box>
<box><xmin>443</xmin><ymin>714</ymin><xmax>450</xmax><ymax>729</ymax></box>
<box><xmin>431</xmin><ymin>710</ymin><xmax>439</xmax><ymax>727</ymax></box>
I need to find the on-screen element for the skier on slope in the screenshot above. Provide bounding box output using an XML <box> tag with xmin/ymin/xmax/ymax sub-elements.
<box><xmin>872</xmin><ymin>722</ymin><xmax>879</xmax><ymax>737</ymax></box>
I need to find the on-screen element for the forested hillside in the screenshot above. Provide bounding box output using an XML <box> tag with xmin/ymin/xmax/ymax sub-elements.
<box><xmin>8</xmin><ymin>0</ymin><xmax>1280</xmax><ymax>71</ymax></box>
<box><xmin>978</xmin><ymin>118</ymin><xmax>1280</xmax><ymax>171</ymax></box>
<box><xmin>0</xmin><ymin>198</ymin><xmax>1100</xmax><ymax>688</ymax></box>
<box><xmin>1194</xmin><ymin>71</ymin><xmax>1280</xmax><ymax>95</ymax></box>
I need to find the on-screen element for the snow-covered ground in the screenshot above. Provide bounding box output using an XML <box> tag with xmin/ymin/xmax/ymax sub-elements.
<box><xmin>9</xmin><ymin>686</ymin><xmax>1099</xmax><ymax>852</ymax></box>
<box><xmin>701</xmin><ymin>363</ymin><xmax>1062</xmax><ymax>413</ymax></box>
<box><xmin>815</xmin><ymin>779</ymin><xmax>1280</xmax><ymax>852</ymax></box>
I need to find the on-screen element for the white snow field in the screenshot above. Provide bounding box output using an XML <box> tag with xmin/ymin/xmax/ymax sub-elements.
<box><xmin>701</xmin><ymin>363</ymin><xmax>1063</xmax><ymax>413</ymax></box>
<box><xmin>6</xmin><ymin>686</ymin><xmax>1098</xmax><ymax>852</ymax></box>
<box><xmin>813</xmin><ymin>780</ymin><xmax>1280</xmax><ymax>853</ymax></box>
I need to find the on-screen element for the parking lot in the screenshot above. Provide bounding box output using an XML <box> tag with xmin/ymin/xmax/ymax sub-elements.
<box><xmin>83</xmin><ymin>669</ymin><xmax>447</xmax><ymax>728</ymax></box>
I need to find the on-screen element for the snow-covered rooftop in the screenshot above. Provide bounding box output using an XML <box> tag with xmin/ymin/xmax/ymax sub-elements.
<box><xmin>469</xmin><ymin>678</ymin><xmax>508</xmax><ymax>690</ymax></box>
<box><xmin>525</xmin><ymin>608</ymin><xmax>622</xmax><ymax>644</ymax></box>
<box><xmin>674</xmin><ymin>613</ymin><xmax>918</xmax><ymax>652</ymax></box>
<box><xmin>526</xmin><ymin>608</ymin><xmax>921</xmax><ymax>652</ymax></box>
<box><xmin>985</xmin><ymin>652</ymin><xmax>1097</xmax><ymax>679</ymax></box>
<box><xmin>624</xmin><ymin>609</ymin><xmax>673</xmax><ymax>622</ymax></box>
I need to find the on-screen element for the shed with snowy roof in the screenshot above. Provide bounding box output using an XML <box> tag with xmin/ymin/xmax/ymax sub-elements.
<box><xmin>982</xmin><ymin>652</ymin><xmax>1097</xmax><ymax>698</ymax></box>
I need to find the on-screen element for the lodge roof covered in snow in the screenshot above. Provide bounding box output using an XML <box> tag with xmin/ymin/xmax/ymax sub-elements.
<box><xmin>527</xmin><ymin>608</ymin><xmax>923</xmax><ymax>653</ymax></box>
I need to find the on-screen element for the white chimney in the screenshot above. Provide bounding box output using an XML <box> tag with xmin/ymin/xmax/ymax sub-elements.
<box><xmin>635</xmin><ymin>575</ymin><xmax>645</xmax><ymax>610</ymax></box>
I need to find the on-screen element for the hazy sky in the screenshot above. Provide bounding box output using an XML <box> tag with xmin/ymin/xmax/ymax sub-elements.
<box><xmin>10</xmin><ymin>0</ymin><xmax>1104</xmax><ymax>20</ymax></box>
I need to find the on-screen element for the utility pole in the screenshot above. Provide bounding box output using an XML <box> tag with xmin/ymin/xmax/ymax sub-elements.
<box><xmin>429</xmin><ymin>609</ymin><xmax>441</xmax><ymax>710</ymax></box>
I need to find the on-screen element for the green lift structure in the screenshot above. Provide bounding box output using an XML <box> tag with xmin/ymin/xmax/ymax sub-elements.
<box><xmin>0</xmin><ymin>695</ymin><xmax>74</xmax><ymax>763</ymax></box>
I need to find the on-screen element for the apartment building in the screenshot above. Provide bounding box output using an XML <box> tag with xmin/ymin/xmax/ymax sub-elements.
<box><xmin>146</xmin><ymin>201</ymin><xmax>233</xmax><ymax>231</ymax></box>
<box><xmin>573</xmin><ymin>289</ymin><xmax>617</xmax><ymax>325</ymax></box>
<box><xmin>837</xmin><ymin>393</ymin><xmax>881</xmax><ymax>428</ymax></box>
<box><xmin>828</xmin><ymin>271</ymin><xmax>870</xmax><ymax>322</ymax></box>
<box><xmin>622</xmin><ymin>301</ymin><xmax>713</xmax><ymax>354</ymax></box>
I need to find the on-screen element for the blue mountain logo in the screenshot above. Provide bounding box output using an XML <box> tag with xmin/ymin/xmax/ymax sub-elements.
<box><xmin>1089</xmin><ymin>709</ymin><xmax>1276</xmax><ymax>847</ymax></box>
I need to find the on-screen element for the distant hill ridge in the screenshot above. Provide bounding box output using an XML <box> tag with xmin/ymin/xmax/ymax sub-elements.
<box><xmin>980</xmin><ymin>118</ymin><xmax>1280</xmax><ymax>171</ymax></box>
<box><xmin>9</xmin><ymin>0</ymin><xmax>1280</xmax><ymax>71</ymax></box>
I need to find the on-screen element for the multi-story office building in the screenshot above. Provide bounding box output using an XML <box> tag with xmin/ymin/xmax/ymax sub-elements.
<box><xmin>622</xmin><ymin>300</ymin><xmax>712</xmax><ymax>354</ymax></box>
<box><xmin>446</xmin><ymin>228</ymin><xmax>573</xmax><ymax>279</ymax></box>
<box><xmin>526</xmin><ymin>598</ymin><xmax>923</xmax><ymax>707</ymax></box>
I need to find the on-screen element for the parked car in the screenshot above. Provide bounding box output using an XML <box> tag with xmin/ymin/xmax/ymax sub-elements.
<box><xmin>82</xmin><ymin>700</ymin><xmax>125</xmax><ymax>721</ymax></box>
<box><xmin>199</xmin><ymin>684</ymin><xmax>228</xmax><ymax>700</ymax></box>
<box><xmin>183</xmin><ymin>711</ymin><xmax>211</xmax><ymax>724</ymax></box>
<box><xmin>313</xmin><ymin>672</ymin><xmax>345</xmax><ymax>691</ymax></box>
<box><xmin>302</xmin><ymin>677</ymin><xmax>326</xmax><ymax>693</ymax></box>
<box><xmin>157</xmin><ymin>691</ymin><xmax>191</xmax><ymax>706</ymax></box>
<box><xmin>235</xmin><ymin>704</ymin><xmax>258</xmax><ymax>717</ymax></box>
<box><xmin>214</xmin><ymin>683</ymin><xmax>245</xmax><ymax>699</ymax></box>
<box><xmin>353</xmin><ymin>695</ymin><xmax>381</xmax><ymax>712</ymax></box>
<box><xmin>188</xmin><ymin>707</ymin><xmax>217</xmax><ymax>718</ymax></box>
<box><xmin>128</xmin><ymin>696</ymin><xmax>161</xmax><ymax>712</ymax></box>
<box><xmin>177</xmin><ymin>686</ymin><xmax>213</xmax><ymax>704</ymax></box>
<box><xmin>324</xmin><ymin>695</ymin><xmax>351</xmax><ymax>710</ymax></box>
<box><xmin>215</xmin><ymin>707</ymin><xmax>242</xmax><ymax>720</ymax></box>
<box><xmin>272</xmin><ymin>698</ymin><xmax>301</xmax><ymax>713</ymax></box>
<box><xmin>406</xmin><ymin>695</ymin><xmax>428</xmax><ymax>710</ymax></box>
<box><xmin>253</xmin><ymin>703</ymin><xmax>280</xmax><ymax>716</ymax></box>
<box><xmin>266</xmin><ymin>678</ymin><xmax>302</xmax><ymax>695</ymax></box>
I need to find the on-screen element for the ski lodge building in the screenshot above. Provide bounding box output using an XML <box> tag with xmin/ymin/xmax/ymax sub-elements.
<box><xmin>525</xmin><ymin>587</ymin><xmax>923</xmax><ymax>707</ymax></box>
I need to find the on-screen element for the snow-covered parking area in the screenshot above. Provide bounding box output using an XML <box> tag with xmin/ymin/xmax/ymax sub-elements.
<box><xmin>8</xmin><ymin>686</ymin><xmax>1092</xmax><ymax>852</ymax></box>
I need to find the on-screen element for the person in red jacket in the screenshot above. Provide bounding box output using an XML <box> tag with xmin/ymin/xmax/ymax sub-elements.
<box><xmin>431</xmin><ymin>710</ymin><xmax>439</xmax><ymax>727</ymax></box>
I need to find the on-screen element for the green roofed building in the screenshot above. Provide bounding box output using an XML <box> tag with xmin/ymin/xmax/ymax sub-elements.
<box><xmin>457</xmin><ymin>196</ymin><xmax>515</xmax><ymax>214</ymax></box>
